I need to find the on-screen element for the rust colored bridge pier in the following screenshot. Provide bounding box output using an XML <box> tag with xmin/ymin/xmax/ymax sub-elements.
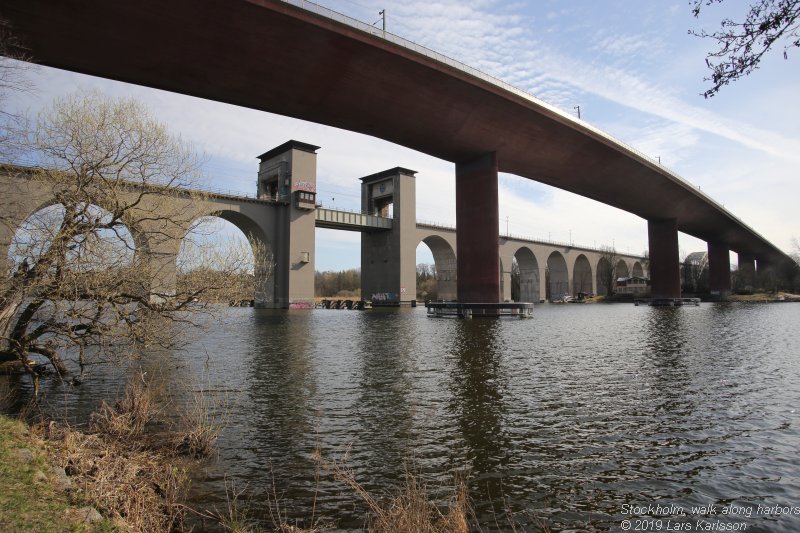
<box><xmin>647</xmin><ymin>218</ymin><xmax>681</xmax><ymax>300</ymax></box>
<box><xmin>738</xmin><ymin>253</ymin><xmax>757</xmax><ymax>289</ymax></box>
<box><xmin>456</xmin><ymin>153</ymin><xmax>501</xmax><ymax>304</ymax></box>
<box><xmin>708</xmin><ymin>242</ymin><xmax>732</xmax><ymax>297</ymax></box>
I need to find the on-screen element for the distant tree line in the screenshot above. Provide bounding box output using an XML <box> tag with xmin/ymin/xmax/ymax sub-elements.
<box><xmin>313</xmin><ymin>265</ymin><xmax>447</xmax><ymax>299</ymax></box>
<box><xmin>315</xmin><ymin>269</ymin><xmax>360</xmax><ymax>297</ymax></box>
<box><xmin>177</xmin><ymin>269</ymin><xmax>255</xmax><ymax>304</ymax></box>
<box><xmin>416</xmin><ymin>263</ymin><xmax>438</xmax><ymax>300</ymax></box>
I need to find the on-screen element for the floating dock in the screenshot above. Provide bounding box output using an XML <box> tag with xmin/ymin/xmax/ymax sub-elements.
<box><xmin>425</xmin><ymin>301</ymin><xmax>533</xmax><ymax>318</ymax></box>
<box><xmin>635</xmin><ymin>298</ymin><xmax>701</xmax><ymax>307</ymax></box>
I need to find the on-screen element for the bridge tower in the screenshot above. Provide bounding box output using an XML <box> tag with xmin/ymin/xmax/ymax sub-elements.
<box><xmin>360</xmin><ymin>168</ymin><xmax>417</xmax><ymax>305</ymax></box>
<box><xmin>256</xmin><ymin>141</ymin><xmax>318</xmax><ymax>308</ymax></box>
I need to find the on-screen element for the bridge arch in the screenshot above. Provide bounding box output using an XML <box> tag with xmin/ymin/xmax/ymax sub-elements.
<box><xmin>573</xmin><ymin>254</ymin><xmax>593</xmax><ymax>295</ymax></box>
<box><xmin>596</xmin><ymin>257</ymin><xmax>613</xmax><ymax>296</ymax></box>
<box><xmin>181</xmin><ymin>208</ymin><xmax>275</xmax><ymax>305</ymax></box>
<box><xmin>0</xmin><ymin>184</ymin><xmax>152</xmax><ymax>276</ymax></box>
<box><xmin>4</xmin><ymin>202</ymin><xmax>146</xmax><ymax>303</ymax></box>
<box><xmin>615</xmin><ymin>259</ymin><xmax>630</xmax><ymax>279</ymax></box>
<box><xmin>513</xmin><ymin>246</ymin><xmax>540</xmax><ymax>303</ymax></box>
<box><xmin>192</xmin><ymin>209</ymin><xmax>272</xmax><ymax>251</ymax></box>
<box><xmin>632</xmin><ymin>261</ymin><xmax>644</xmax><ymax>277</ymax></box>
<box><xmin>547</xmin><ymin>251</ymin><xmax>569</xmax><ymax>301</ymax></box>
<box><xmin>417</xmin><ymin>234</ymin><xmax>457</xmax><ymax>301</ymax></box>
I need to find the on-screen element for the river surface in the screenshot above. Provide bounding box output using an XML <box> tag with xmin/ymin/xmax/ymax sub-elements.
<box><xmin>12</xmin><ymin>302</ymin><xmax>800</xmax><ymax>532</ymax></box>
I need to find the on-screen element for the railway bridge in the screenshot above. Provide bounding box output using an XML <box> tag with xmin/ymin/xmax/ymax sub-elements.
<box><xmin>1</xmin><ymin>141</ymin><xmax>646</xmax><ymax>307</ymax></box>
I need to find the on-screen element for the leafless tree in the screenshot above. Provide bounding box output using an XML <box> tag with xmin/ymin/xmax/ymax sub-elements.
<box><xmin>691</xmin><ymin>0</ymin><xmax>800</xmax><ymax>97</ymax></box>
<box><xmin>0</xmin><ymin>91</ymin><xmax>267</xmax><ymax>394</ymax></box>
<box><xmin>0</xmin><ymin>17</ymin><xmax>35</xmax><ymax>159</ymax></box>
<box><xmin>178</xmin><ymin>231</ymin><xmax>274</xmax><ymax>305</ymax></box>
<box><xmin>597</xmin><ymin>246</ymin><xmax>619</xmax><ymax>296</ymax></box>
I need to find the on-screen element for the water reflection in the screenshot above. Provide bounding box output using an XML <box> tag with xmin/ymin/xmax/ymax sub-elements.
<box><xmin>6</xmin><ymin>304</ymin><xmax>800</xmax><ymax>532</ymax></box>
<box><xmin>352</xmin><ymin>310</ymin><xmax>417</xmax><ymax>477</ymax></box>
<box><xmin>445</xmin><ymin>319</ymin><xmax>510</xmax><ymax>500</ymax></box>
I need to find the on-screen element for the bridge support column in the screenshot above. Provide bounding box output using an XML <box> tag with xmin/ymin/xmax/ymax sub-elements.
<box><xmin>361</xmin><ymin>168</ymin><xmax>417</xmax><ymax>305</ymax></box>
<box><xmin>257</xmin><ymin>141</ymin><xmax>318</xmax><ymax>308</ymax></box>
<box><xmin>144</xmin><ymin>249</ymin><xmax>179</xmax><ymax>303</ymax></box>
<box><xmin>647</xmin><ymin>218</ymin><xmax>681</xmax><ymax>299</ymax></box>
<box><xmin>0</xmin><ymin>225</ymin><xmax>12</xmax><ymax>278</ymax></box>
<box><xmin>456</xmin><ymin>153</ymin><xmax>500</xmax><ymax>303</ymax></box>
<box><xmin>707</xmin><ymin>242</ymin><xmax>731</xmax><ymax>298</ymax></box>
<box><xmin>539</xmin><ymin>267</ymin><xmax>547</xmax><ymax>303</ymax></box>
<box><xmin>737</xmin><ymin>253</ymin><xmax>756</xmax><ymax>292</ymax></box>
<box><xmin>501</xmin><ymin>262</ymin><xmax>512</xmax><ymax>302</ymax></box>
<box><xmin>757</xmin><ymin>257</ymin><xmax>776</xmax><ymax>292</ymax></box>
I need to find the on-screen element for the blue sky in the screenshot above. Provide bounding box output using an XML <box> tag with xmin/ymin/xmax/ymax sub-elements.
<box><xmin>5</xmin><ymin>0</ymin><xmax>799</xmax><ymax>271</ymax></box>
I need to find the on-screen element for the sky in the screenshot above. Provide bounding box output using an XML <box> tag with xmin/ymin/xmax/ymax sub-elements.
<box><xmin>4</xmin><ymin>0</ymin><xmax>799</xmax><ymax>271</ymax></box>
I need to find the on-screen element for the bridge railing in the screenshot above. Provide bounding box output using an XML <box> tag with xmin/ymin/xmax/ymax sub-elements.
<box><xmin>316</xmin><ymin>206</ymin><xmax>392</xmax><ymax>230</ymax></box>
<box><xmin>416</xmin><ymin>220</ymin><xmax>644</xmax><ymax>258</ymax></box>
<box><xmin>317</xmin><ymin>204</ymin><xmax>392</xmax><ymax>219</ymax></box>
<box><xmin>416</xmin><ymin>219</ymin><xmax>455</xmax><ymax>231</ymax></box>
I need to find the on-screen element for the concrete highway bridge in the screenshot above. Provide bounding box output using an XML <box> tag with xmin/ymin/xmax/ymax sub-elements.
<box><xmin>2</xmin><ymin>0</ymin><xmax>790</xmax><ymax>303</ymax></box>
<box><xmin>1</xmin><ymin>142</ymin><xmax>645</xmax><ymax>307</ymax></box>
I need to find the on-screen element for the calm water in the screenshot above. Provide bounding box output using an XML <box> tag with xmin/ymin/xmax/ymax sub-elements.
<box><xmin>15</xmin><ymin>303</ymin><xmax>800</xmax><ymax>531</ymax></box>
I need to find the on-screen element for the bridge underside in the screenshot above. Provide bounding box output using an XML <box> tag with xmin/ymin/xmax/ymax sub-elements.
<box><xmin>2</xmin><ymin>0</ymin><xmax>786</xmax><ymax>264</ymax></box>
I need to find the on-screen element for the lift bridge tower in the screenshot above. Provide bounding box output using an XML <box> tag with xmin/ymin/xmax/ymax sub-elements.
<box><xmin>360</xmin><ymin>167</ymin><xmax>418</xmax><ymax>306</ymax></box>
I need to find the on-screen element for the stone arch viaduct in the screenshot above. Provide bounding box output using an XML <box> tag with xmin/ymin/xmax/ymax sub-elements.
<box><xmin>2</xmin><ymin>142</ymin><xmax>645</xmax><ymax>307</ymax></box>
<box><xmin>3</xmin><ymin>0</ymin><xmax>791</xmax><ymax>303</ymax></box>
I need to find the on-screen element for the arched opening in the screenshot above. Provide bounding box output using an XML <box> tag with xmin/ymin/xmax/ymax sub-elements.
<box><xmin>512</xmin><ymin>247</ymin><xmax>540</xmax><ymax>303</ymax></box>
<box><xmin>616</xmin><ymin>259</ymin><xmax>630</xmax><ymax>279</ymax></box>
<box><xmin>416</xmin><ymin>236</ymin><xmax>457</xmax><ymax>301</ymax></box>
<box><xmin>573</xmin><ymin>254</ymin><xmax>592</xmax><ymax>296</ymax></box>
<box><xmin>632</xmin><ymin>261</ymin><xmax>644</xmax><ymax>277</ymax></box>
<box><xmin>4</xmin><ymin>202</ymin><xmax>139</xmax><ymax>374</ymax></box>
<box><xmin>596</xmin><ymin>257</ymin><xmax>613</xmax><ymax>296</ymax></box>
<box><xmin>546</xmin><ymin>251</ymin><xmax>568</xmax><ymax>301</ymax></box>
<box><xmin>313</xmin><ymin>228</ymin><xmax>361</xmax><ymax>299</ymax></box>
<box><xmin>8</xmin><ymin>203</ymin><xmax>136</xmax><ymax>276</ymax></box>
<box><xmin>179</xmin><ymin>212</ymin><xmax>272</xmax><ymax>306</ymax></box>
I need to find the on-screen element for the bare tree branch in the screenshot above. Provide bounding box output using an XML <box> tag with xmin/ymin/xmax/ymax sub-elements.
<box><xmin>1</xmin><ymin>91</ymin><xmax>271</xmax><ymax>391</ymax></box>
<box><xmin>691</xmin><ymin>0</ymin><xmax>800</xmax><ymax>97</ymax></box>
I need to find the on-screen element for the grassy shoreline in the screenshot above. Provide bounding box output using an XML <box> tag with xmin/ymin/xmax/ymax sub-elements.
<box><xmin>0</xmin><ymin>414</ymin><xmax>115</xmax><ymax>532</ymax></box>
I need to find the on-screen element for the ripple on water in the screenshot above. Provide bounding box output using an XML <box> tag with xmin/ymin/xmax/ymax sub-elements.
<box><xmin>13</xmin><ymin>302</ymin><xmax>800</xmax><ymax>532</ymax></box>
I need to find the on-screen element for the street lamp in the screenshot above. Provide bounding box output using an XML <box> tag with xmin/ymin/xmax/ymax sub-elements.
<box><xmin>374</xmin><ymin>9</ymin><xmax>386</xmax><ymax>34</ymax></box>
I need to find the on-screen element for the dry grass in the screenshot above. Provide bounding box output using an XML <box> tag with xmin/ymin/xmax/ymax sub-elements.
<box><xmin>329</xmin><ymin>453</ymin><xmax>470</xmax><ymax>533</ymax></box>
<box><xmin>172</xmin><ymin>381</ymin><xmax>224</xmax><ymax>459</ymax></box>
<box><xmin>205</xmin><ymin>476</ymin><xmax>259</xmax><ymax>533</ymax></box>
<box><xmin>41</xmin><ymin>420</ymin><xmax>189</xmax><ymax>531</ymax></box>
<box><xmin>89</xmin><ymin>371</ymin><xmax>160</xmax><ymax>439</ymax></box>
<box><xmin>26</xmin><ymin>369</ymin><xmax>227</xmax><ymax>531</ymax></box>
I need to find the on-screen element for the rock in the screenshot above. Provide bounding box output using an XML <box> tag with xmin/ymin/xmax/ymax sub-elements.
<box><xmin>10</xmin><ymin>447</ymin><xmax>35</xmax><ymax>464</ymax></box>
<box><xmin>33</xmin><ymin>469</ymin><xmax>48</xmax><ymax>483</ymax></box>
<box><xmin>74</xmin><ymin>507</ymin><xmax>103</xmax><ymax>524</ymax></box>
<box><xmin>50</xmin><ymin>466</ymin><xmax>73</xmax><ymax>491</ymax></box>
